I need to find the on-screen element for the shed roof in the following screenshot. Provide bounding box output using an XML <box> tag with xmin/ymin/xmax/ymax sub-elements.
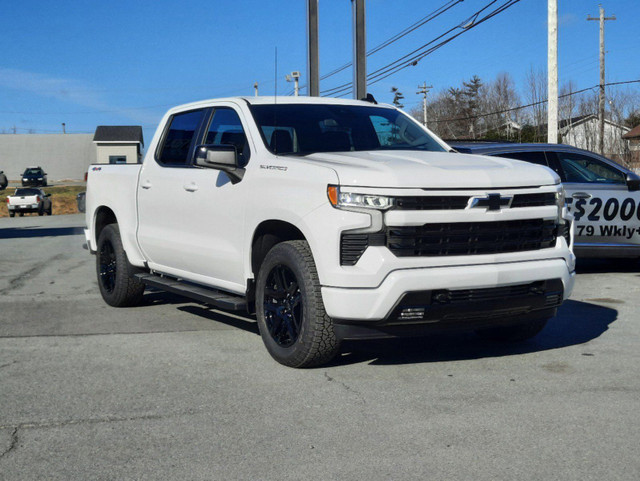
<box><xmin>93</xmin><ymin>126</ymin><xmax>144</xmax><ymax>146</ymax></box>
<box><xmin>622</xmin><ymin>124</ymin><xmax>640</xmax><ymax>139</ymax></box>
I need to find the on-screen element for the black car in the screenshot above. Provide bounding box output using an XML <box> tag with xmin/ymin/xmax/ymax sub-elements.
<box><xmin>21</xmin><ymin>166</ymin><xmax>48</xmax><ymax>187</ymax></box>
<box><xmin>450</xmin><ymin>142</ymin><xmax>640</xmax><ymax>258</ymax></box>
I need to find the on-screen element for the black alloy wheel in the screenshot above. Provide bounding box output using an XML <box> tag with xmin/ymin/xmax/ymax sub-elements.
<box><xmin>263</xmin><ymin>264</ymin><xmax>303</xmax><ymax>347</ymax></box>
<box><xmin>95</xmin><ymin>224</ymin><xmax>145</xmax><ymax>307</ymax></box>
<box><xmin>98</xmin><ymin>238</ymin><xmax>117</xmax><ymax>294</ymax></box>
<box><xmin>256</xmin><ymin>241</ymin><xmax>339</xmax><ymax>368</ymax></box>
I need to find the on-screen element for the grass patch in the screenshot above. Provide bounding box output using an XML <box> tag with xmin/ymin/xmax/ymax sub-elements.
<box><xmin>0</xmin><ymin>185</ymin><xmax>85</xmax><ymax>218</ymax></box>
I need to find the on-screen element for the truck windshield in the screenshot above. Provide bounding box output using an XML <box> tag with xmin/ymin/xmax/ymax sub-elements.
<box><xmin>250</xmin><ymin>104</ymin><xmax>447</xmax><ymax>155</ymax></box>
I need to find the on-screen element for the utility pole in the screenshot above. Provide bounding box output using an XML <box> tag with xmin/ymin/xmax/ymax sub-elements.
<box><xmin>307</xmin><ymin>0</ymin><xmax>319</xmax><ymax>96</ymax></box>
<box><xmin>253</xmin><ymin>82</ymin><xmax>259</xmax><ymax>97</ymax></box>
<box><xmin>547</xmin><ymin>0</ymin><xmax>558</xmax><ymax>143</ymax></box>
<box><xmin>352</xmin><ymin>0</ymin><xmax>366</xmax><ymax>99</ymax></box>
<box><xmin>62</xmin><ymin>123</ymin><xmax>66</xmax><ymax>134</ymax></box>
<box><xmin>588</xmin><ymin>5</ymin><xmax>616</xmax><ymax>155</ymax></box>
<box><xmin>416</xmin><ymin>82</ymin><xmax>432</xmax><ymax>127</ymax></box>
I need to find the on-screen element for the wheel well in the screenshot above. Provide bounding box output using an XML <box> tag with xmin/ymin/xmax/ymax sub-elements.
<box><xmin>251</xmin><ymin>220</ymin><xmax>306</xmax><ymax>277</ymax></box>
<box><xmin>94</xmin><ymin>207</ymin><xmax>117</xmax><ymax>243</ymax></box>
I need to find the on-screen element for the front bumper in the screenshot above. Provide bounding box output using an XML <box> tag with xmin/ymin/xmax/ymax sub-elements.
<box><xmin>321</xmin><ymin>258</ymin><xmax>575</xmax><ymax>324</ymax></box>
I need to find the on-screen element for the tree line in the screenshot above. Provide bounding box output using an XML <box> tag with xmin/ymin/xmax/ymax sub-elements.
<box><xmin>393</xmin><ymin>69</ymin><xmax>640</xmax><ymax>145</ymax></box>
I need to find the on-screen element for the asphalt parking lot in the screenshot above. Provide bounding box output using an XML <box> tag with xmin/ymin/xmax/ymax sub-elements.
<box><xmin>1</xmin><ymin>214</ymin><xmax>639</xmax><ymax>480</ymax></box>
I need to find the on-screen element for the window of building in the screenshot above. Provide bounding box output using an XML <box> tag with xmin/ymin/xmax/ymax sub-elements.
<box><xmin>109</xmin><ymin>156</ymin><xmax>127</xmax><ymax>164</ymax></box>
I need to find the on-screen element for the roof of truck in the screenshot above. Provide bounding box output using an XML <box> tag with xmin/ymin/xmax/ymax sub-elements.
<box><xmin>167</xmin><ymin>95</ymin><xmax>394</xmax><ymax>113</ymax></box>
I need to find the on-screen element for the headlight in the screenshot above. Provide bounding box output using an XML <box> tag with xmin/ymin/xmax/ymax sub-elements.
<box><xmin>327</xmin><ymin>185</ymin><xmax>393</xmax><ymax>210</ymax></box>
<box><xmin>23</xmin><ymin>178</ymin><xmax>28</xmax><ymax>181</ymax></box>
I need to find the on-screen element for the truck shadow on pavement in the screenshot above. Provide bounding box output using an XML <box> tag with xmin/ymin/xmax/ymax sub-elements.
<box><xmin>156</xmin><ymin>293</ymin><xmax>616</xmax><ymax>367</ymax></box>
<box><xmin>334</xmin><ymin>299</ymin><xmax>617</xmax><ymax>367</ymax></box>
<box><xmin>0</xmin><ymin>226</ymin><xmax>85</xmax><ymax>239</ymax></box>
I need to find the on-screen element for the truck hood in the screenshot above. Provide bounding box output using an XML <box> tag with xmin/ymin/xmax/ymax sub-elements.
<box><xmin>299</xmin><ymin>150</ymin><xmax>559</xmax><ymax>189</ymax></box>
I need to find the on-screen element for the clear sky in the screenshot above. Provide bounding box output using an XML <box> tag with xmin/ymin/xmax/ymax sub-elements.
<box><xmin>1</xmin><ymin>0</ymin><xmax>638</xmax><ymax>145</ymax></box>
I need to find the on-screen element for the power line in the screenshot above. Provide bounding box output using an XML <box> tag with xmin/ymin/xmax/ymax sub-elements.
<box><xmin>321</xmin><ymin>0</ymin><xmax>521</xmax><ymax>97</ymax></box>
<box><xmin>429</xmin><ymin>79</ymin><xmax>640</xmax><ymax>124</ymax></box>
<box><xmin>318</xmin><ymin>0</ymin><xmax>463</xmax><ymax>82</ymax></box>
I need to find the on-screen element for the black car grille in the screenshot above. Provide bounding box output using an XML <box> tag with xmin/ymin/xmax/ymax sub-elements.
<box><xmin>394</xmin><ymin>196</ymin><xmax>470</xmax><ymax>210</ymax></box>
<box><xmin>340</xmin><ymin>233</ymin><xmax>386</xmax><ymax>266</ymax></box>
<box><xmin>341</xmin><ymin>219</ymin><xmax>558</xmax><ymax>265</ymax></box>
<box><xmin>392</xmin><ymin>192</ymin><xmax>556</xmax><ymax>210</ymax></box>
<box><xmin>386</xmin><ymin>219</ymin><xmax>558</xmax><ymax>258</ymax></box>
<box><xmin>510</xmin><ymin>192</ymin><xmax>557</xmax><ymax>208</ymax></box>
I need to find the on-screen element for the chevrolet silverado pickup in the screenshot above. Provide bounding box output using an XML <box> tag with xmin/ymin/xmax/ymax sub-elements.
<box><xmin>7</xmin><ymin>187</ymin><xmax>52</xmax><ymax>217</ymax></box>
<box><xmin>85</xmin><ymin>96</ymin><xmax>575</xmax><ymax>367</ymax></box>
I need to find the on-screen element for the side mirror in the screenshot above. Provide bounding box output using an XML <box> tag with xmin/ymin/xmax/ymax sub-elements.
<box><xmin>194</xmin><ymin>145</ymin><xmax>244</xmax><ymax>184</ymax></box>
<box><xmin>626</xmin><ymin>172</ymin><xmax>640</xmax><ymax>192</ymax></box>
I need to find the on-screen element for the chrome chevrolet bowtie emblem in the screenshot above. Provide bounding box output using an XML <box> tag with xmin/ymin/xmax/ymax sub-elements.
<box><xmin>470</xmin><ymin>193</ymin><xmax>512</xmax><ymax>211</ymax></box>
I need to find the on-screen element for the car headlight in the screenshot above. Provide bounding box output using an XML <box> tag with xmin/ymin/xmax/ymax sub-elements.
<box><xmin>23</xmin><ymin>178</ymin><xmax>28</xmax><ymax>181</ymax></box>
<box><xmin>327</xmin><ymin>185</ymin><xmax>393</xmax><ymax>210</ymax></box>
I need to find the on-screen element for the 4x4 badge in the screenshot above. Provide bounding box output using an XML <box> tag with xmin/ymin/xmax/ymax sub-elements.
<box><xmin>470</xmin><ymin>193</ymin><xmax>512</xmax><ymax>211</ymax></box>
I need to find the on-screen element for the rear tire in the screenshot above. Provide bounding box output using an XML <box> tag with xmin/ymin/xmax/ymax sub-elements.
<box><xmin>476</xmin><ymin>317</ymin><xmax>549</xmax><ymax>342</ymax></box>
<box><xmin>256</xmin><ymin>240</ymin><xmax>340</xmax><ymax>368</ymax></box>
<box><xmin>9</xmin><ymin>212</ymin><xmax>15</xmax><ymax>218</ymax></box>
<box><xmin>96</xmin><ymin>224</ymin><xmax>145</xmax><ymax>307</ymax></box>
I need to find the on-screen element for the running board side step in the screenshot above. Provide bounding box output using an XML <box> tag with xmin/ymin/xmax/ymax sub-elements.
<box><xmin>135</xmin><ymin>273</ymin><xmax>247</xmax><ymax>311</ymax></box>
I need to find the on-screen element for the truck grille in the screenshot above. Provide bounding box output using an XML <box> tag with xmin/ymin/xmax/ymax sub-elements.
<box><xmin>340</xmin><ymin>219</ymin><xmax>557</xmax><ymax>265</ymax></box>
<box><xmin>386</xmin><ymin>219</ymin><xmax>557</xmax><ymax>257</ymax></box>
<box><xmin>393</xmin><ymin>192</ymin><xmax>556</xmax><ymax>210</ymax></box>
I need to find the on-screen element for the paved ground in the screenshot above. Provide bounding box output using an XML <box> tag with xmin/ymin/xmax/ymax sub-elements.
<box><xmin>1</xmin><ymin>214</ymin><xmax>638</xmax><ymax>480</ymax></box>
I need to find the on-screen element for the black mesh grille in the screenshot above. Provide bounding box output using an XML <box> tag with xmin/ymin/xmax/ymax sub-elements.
<box><xmin>386</xmin><ymin>219</ymin><xmax>558</xmax><ymax>257</ymax></box>
<box><xmin>394</xmin><ymin>196</ymin><xmax>469</xmax><ymax>210</ymax></box>
<box><xmin>393</xmin><ymin>192</ymin><xmax>556</xmax><ymax>210</ymax></box>
<box><xmin>511</xmin><ymin>193</ymin><xmax>557</xmax><ymax>208</ymax></box>
<box><xmin>432</xmin><ymin>282</ymin><xmax>544</xmax><ymax>304</ymax></box>
<box><xmin>341</xmin><ymin>234</ymin><xmax>369</xmax><ymax>266</ymax></box>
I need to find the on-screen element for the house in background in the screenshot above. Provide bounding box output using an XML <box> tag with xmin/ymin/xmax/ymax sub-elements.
<box><xmin>93</xmin><ymin>126</ymin><xmax>144</xmax><ymax>164</ymax></box>
<box><xmin>622</xmin><ymin>124</ymin><xmax>640</xmax><ymax>172</ymax></box>
<box><xmin>559</xmin><ymin>114</ymin><xmax>630</xmax><ymax>158</ymax></box>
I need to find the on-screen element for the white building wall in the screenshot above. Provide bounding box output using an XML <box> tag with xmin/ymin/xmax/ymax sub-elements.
<box><xmin>0</xmin><ymin>133</ymin><xmax>96</xmax><ymax>181</ymax></box>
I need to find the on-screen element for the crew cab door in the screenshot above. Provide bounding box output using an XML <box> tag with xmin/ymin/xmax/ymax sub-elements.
<box><xmin>550</xmin><ymin>151</ymin><xmax>640</xmax><ymax>250</ymax></box>
<box><xmin>137</xmin><ymin>105</ymin><xmax>251</xmax><ymax>293</ymax></box>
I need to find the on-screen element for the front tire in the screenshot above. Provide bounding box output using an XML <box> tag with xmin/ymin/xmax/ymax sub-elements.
<box><xmin>256</xmin><ymin>240</ymin><xmax>339</xmax><ymax>368</ymax></box>
<box><xmin>9</xmin><ymin>212</ymin><xmax>15</xmax><ymax>218</ymax></box>
<box><xmin>96</xmin><ymin>224</ymin><xmax>145</xmax><ymax>307</ymax></box>
<box><xmin>476</xmin><ymin>317</ymin><xmax>549</xmax><ymax>342</ymax></box>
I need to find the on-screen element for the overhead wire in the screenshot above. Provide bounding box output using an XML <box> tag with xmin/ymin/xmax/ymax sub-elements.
<box><xmin>321</xmin><ymin>0</ymin><xmax>520</xmax><ymax>97</ymax></box>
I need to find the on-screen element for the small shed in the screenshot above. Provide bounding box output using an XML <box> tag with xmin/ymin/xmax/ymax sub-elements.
<box><xmin>93</xmin><ymin>126</ymin><xmax>144</xmax><ymax>164</ymax></box>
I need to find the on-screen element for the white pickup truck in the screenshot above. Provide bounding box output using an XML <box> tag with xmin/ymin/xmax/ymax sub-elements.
<box><xmin>85</xmin><ymin>96</ymin><xmax>575</xmax><ymax>367</ymax></box>
<box><xmin>7</xmin><ymin>187</ymin><xmax>52</xmax><ymax>217</ymax></box>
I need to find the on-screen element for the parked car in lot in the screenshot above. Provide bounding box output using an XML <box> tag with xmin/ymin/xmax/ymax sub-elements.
<box><xmin>0</xmin><ymin>170</ymin><xmax>7</xmax><ymax>190</ymax></box>
<box><xmin>6</xmin><ymin>187</ymin><xmax>52</xmax><ymax>217</ymax></box>
<box><xmin>450</xmin><ymin>142</ymin><xmax>640</xmax><ymax>259</ymax></box>
<box><xmin>21</xmin><ymin>166</ymin><xmax>48</xmax><ymax>187</ymax></box>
